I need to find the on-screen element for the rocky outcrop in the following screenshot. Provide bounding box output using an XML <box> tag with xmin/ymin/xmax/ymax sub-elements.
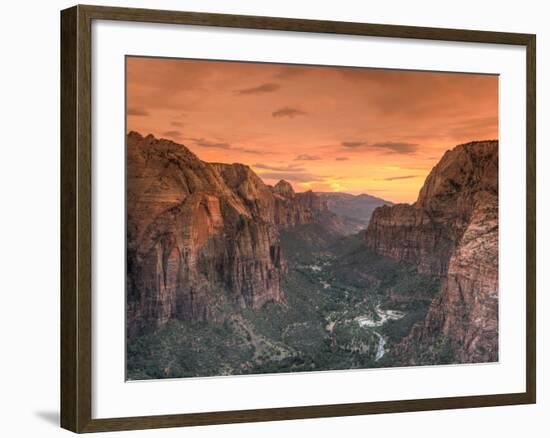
<box><xmin>269</xmin><ymin>180</ymin><xmax>329</xmax><ymax>227</ymax></box>
<box><xmin>365</xmin><ymin>204</ymin><xmax>454</xmax><ymax>276</ymax></box>
<box><xmin>404</xmin><ymin>192</ymin><xmax>498</xmax><ymax>363</ymax></box>
<box><xmin>127</xmin><ymin>132</ymin><xmax>329</xmax><ymax>336</ymax></box>
<box><xmin>366</xmin><ymin>140</ymin><xmax>499</xmax><ymax>363</ymax></box>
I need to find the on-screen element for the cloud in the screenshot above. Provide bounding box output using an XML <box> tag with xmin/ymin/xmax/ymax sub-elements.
<box><xmin>171</xmin><ymin>121</ymin><xmax>184</xmax><ymax>127</ymax></box>
<box><xmin>341</xmin><ymin>140</ymin><xmax>418</xmax><ymax>154</ymax></box>
<box><xmin>272</xmin><ymin>107</ymin><xmax>307</xmax><ymax>118</ymax></box>
<box><xmin>295</xmin><ymin>154</ymin><xmax>321</xmax><ymax>161</ymax></box>
<box><xmin>235</xmin><ymin>83</ymin><xmax>280</xmax><ymax>95</ymax></box>
<box><xmin>257</xmin><ymin>172</ymin><xmax>324</xmax><ymax>182</ymax></box>
<box><xmin>190</xmin><ymin>137</ymin><xmax>231</xmax><ymax>149</ymax></box>
<box><xmin>341</xmin><ymin>141</ymin><xmax>368</xmax><ymax>148</ymax></box>
<box><xmin>371</xmin><ymin>142</ymin><xmax>418</xmax><ymax>154</ymax></box>
<box><xmin>253</xmin><ymin>163</ymin><xmax>305</xmax><ymax>172</ymax></box>
<box><xmin>237</xmin><ymin>148</ymin><xmax>264</xmax><ymax>155</ymax></box>
<box><xmin>335</xmin><ymin>157</ymin><xmax>349</xmax><ymax>161</ymax></box>
<box><xmin>162</xmin><ymin>130</ymin><xmax>182</xmax><ymax>140</ymax></box>
<box><xmin>381</xmin><ymin>175</ymin><xmax>419</xmax><ymax>181</ymax></box>
<box><xmin>127</xmin><ymin>107</ymin><xmax>149</xmax><ymax>116</ymax></box>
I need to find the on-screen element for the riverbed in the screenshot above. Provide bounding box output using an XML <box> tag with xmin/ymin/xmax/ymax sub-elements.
<box><xmin>306</xmin><ymin>260</ymin><xmax>404</xmax><ymax>362</ymax></box>
<box><xmin>356</xmin><ymin>304</ymin><xmax>405</xmax><ymax>328</ymax></box>
<box><xmin>356</xmin><ymin>305</ymin><xmax>405</xmax><ymax>361</ymax></box>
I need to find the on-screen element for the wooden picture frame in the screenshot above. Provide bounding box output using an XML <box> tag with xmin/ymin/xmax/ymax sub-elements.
<box><xmin>61</xmin><ymin>4</ymin><xmax>536</xmax><ymax>433</ymax></box>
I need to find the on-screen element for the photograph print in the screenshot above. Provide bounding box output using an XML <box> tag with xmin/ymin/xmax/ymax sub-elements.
<box><xmin>125</xmin><ymin>57</ymin><xmax>498</xmax><ymax>380</ymax></box>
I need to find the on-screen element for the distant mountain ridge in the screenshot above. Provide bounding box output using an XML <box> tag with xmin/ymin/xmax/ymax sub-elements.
<box><xmin>315</xmin><ymin>192</ymin><xmax>392</xmax><ymax>228</ymax></box>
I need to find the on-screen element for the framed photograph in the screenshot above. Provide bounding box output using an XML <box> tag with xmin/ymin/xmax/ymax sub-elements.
<box><xmin>60</xmin><ymin>4</ymin><xmax>536</xmax><ymax>433</ymax></box>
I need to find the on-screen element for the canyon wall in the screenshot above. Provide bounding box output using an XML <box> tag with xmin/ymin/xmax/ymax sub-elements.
<box><xmin>271</xmin><ymin>179</ymin><xmax>329</xmax><ymax>226</ymax></box>
<box><xmin>365</xmin><ymin>140</ymin><xmax>499</xmax><ymax>363</ymax></box>
<box><xmin>126</xmin><ymin>132</ymin><xmax>328</xmax><ymax>336</ymax></box>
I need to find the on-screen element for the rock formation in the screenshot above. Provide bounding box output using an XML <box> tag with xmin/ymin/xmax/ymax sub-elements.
<box><xmin>126</xmin><ymin>132</ymin><xmax>329</xmax><ymax>336</ymax></box>
<box><xmin>270</xmin><ymin>179</ymin><xmax>329</xmax><ymax>226</ymax></box>
<box><xmin>365</xmin><ymin>140</ymin><xmax>499</xmax><ymax>363</ymax></box>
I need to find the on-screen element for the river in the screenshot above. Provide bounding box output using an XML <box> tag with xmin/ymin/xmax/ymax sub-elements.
<box><xmin>373</xmin><ymin>331</ymin><xmax>386</xmax><ymax>361</ymax></box>
<box><xmin>356</xmin><ymin>304</ymin><xmax>404</xmax><ymax>361</ymax></box>
<box><xmin>308</xmin><ymin>262</ymin><xmax>402</xmax><ymax>362</ymax></box>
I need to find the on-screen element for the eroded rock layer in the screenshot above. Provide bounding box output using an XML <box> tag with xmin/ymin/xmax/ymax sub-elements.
<box><xmin>127</xmin><ymin>132</ymin><xmax>327</xmax><ymax>336</ymax></box>
<box><xmin>366</xmin><ymin>140</ymin><xmax>499</xmax><ymax>363</ymax></box>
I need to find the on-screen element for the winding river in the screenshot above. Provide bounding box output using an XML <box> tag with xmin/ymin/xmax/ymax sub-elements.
<box><xmin>307</xmin><ymin>262</ymin><xmax>403</xmax><ymax>362</ymax></box>
<box><xmin>356</xmin><ymin>305</ymin><xmax>405</xmax><ymax>361</ymax></box>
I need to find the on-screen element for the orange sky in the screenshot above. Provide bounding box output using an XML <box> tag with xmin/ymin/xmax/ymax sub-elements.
<box><xmin>126</xmin><ymin>56</ymin><xmax>498</xmax><ymax>203</ymax></box>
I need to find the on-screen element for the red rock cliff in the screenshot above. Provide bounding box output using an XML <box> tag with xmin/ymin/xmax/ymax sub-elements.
<box><xmin>366</xmin><ymin>140</ymin><xmax>499</xmax><ymax>363</ymax></box>
<box><xmin>127</xmin><ymin>132</ymin><xmax>326</xmax><ymax>336</ymax></box>
<box><xmin>270</xmin><ymin>179</ymin><xmax>329</xmax><ymax>227</ymax></box>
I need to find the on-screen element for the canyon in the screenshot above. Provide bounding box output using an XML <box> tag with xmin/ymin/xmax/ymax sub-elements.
<box><xmin>126</xmin><ymin>133</ymin><xmax>499</xmax><ymax>378</ymax></box>
<box><xmin>127</xmin><ymin>132</ymin><xmax>346</xmax><ymax>337</ymax></box>
<box><xmin>365</xmin><ymin>140</ymin><xmax>499</xmax><ymax>363</ymax></box>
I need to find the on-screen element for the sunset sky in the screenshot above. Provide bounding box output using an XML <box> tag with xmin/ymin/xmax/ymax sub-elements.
<box><xmin>126</xmin><ymin>56</ymin><xmax>498</xmax><ymax>203</ymax></box>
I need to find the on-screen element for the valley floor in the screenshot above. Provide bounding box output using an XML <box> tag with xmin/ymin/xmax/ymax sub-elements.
<box><xmin>127</xmin><ymin>229</ymin><xmax>441</xmax><ymax>380</ymax></box>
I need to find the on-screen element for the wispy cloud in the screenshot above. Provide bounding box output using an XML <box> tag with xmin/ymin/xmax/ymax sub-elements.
<box><xmin>372</xmin><ymin>142</ymin><xmax>418</xmax><ymax>154</ymax></box>
<box><xmin>235</xmin><ymin>83</ymin><xmax>280</xmax><ymax>95</ymax></box>
<box><xmin>381</xmin><ymin>175</ymin><xmax>419</xmax><ymax>181</ymax></box>
<box><xmin>190</xmin><ymin>137</ymin><xmax>232</xmax><ymax>149</ymax></box>
<box><xmin>341</xmin><ymin>140</ymin><xmax>418</xmax><ymax>154</ymax></box>
<box><xmin>341</xmin><ymin>141</ymin><xmax>368</xmax><ymax>148</ymax></box>
<box><xmin>335</xmin><ymin>157</ymin><xmax>349</xmax><ymax>161</ymax></box>
<box><xmin>295</xmin><ymin>154</ymin><xmax>321</xmax><ymax>161</ymax></box>
<box><xmin>162</xmin><ymin>130</ymin><xmax>182</xmax><ymax>140</ymax></box>
<box><xmin>253</xmin><ymin>163</ymin><xmax>305</xmax><ymax>172</ymax></box>
<box><xmin>257</xmin><ymin>172</ymin><xmax>324</xmax><ymax>182</ymax></box>
<box><xmin>127</xmin><ymin>107</ymin><xmax>149</xmax><ymax>116</ymax></box>
<box><xmin>171</xmin><ymin>121</ymin><xmax>184</xmax><ymax>127</ymax></box>
<box><xmin>185</xmin><ymin>138</ymin><xmax>264</xmax><ymax>154</ymax></box>
<box><xmin>236</xmin><ymin>148</ymin><xmax>264</xmax><ymax>155</ymax></box>
<box><xmin>272</xmin><ymin>107</ymin><xmax>307</xmax><ymax>118</ymax></box>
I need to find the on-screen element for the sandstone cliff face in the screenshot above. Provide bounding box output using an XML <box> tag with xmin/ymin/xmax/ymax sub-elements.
<box><xmin>365</xmin><ymin>140</ymin><xmax>499</xmax><ymax>363</ymax></box>
<box><xmin>366</xmin><ymin>141</ymin><xmax>497</xmax><ymax>276</ymax></box>
<box><xmin>270</xmin><ymin>179</ymin><xmax>329</xmax><ymax>226</ymax></box>
<box><xmin>406</xmin><ymin>192</ymin><xmax>498</xmax><ymax>363</ymax></box>
<box><xmin>365</xmin><ymin>204</ymin><xmax>454</xmax><ymax>276</ymax></box>
<box><xmin>127</xmin><ymin>132</ymin><xmax>327</xmax><ymax>336</ymax></box>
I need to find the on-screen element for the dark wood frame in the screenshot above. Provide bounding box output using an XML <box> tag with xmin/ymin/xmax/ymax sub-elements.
<box><xmin>61</xmin><ymin>4</ymin><xmax>536</xmax><ymax>433</ymax></box>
